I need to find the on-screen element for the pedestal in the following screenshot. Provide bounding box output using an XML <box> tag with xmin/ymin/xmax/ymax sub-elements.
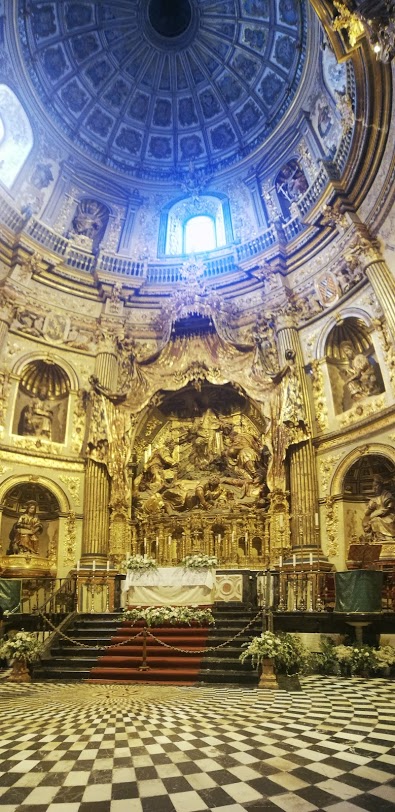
<box><xmin>258</xmin><ymin>658</ymin><xmax>278</xmax><ymax>689</ymax></box>
<box><xmin>8</xmin><ymin>658</ymin><xmax>31</xmax><ymax>683</ymax></box>
<box><xmin>0</xmin><ymin>555</ymin><xmax>54</xmax><ymax>578</ymax></box>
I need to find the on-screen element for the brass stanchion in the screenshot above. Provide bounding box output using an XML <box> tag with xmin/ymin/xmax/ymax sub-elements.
<box><xmin>139</xmin><ymin>627</ymin><xmax>150</xmax><ymax>671</ymax></box>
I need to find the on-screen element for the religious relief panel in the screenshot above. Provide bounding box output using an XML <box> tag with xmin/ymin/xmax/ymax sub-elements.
<box><xmin>132</xmin><ymin>384</ymin><xmax>270</xmax><ymax>522</ymax></box>
<box><xmin>325</xmin><ymin>318</ymin><xmax>384</xmax><ymax>415</ymax></box>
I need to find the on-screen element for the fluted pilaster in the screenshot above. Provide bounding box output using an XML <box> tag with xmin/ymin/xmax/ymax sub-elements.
<box><xmin>81</xmin><ymin>347</ymin><xmax>118</xmax><ymax>563</ymax></box>
<box><xmin>276</xmin><ymin>324</ymin><xmax>319</xmax><ymax>551</ymax></box>
<box><xmin>365</xmin><ymin>260</ymin><xmax>395</xmax><ymax>342</ymax></box>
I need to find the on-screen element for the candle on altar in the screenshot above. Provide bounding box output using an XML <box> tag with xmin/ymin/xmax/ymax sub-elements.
<box><xmin>106</xmin><ymin>560</ymin><xmax>110</xmax><ymax>572</ymax></box>
<box><xmin>279</xmin><ymin>555</ymin><xmax>283</xmax><ymax>568</ymax></box>
<box><xmin>92</xmin><ymin>559</ymin><xmax>96</xmax><ymax>571</ymax></box>
<box><xmin>218</xmin><ymin>533</ymin><xmax>221</xmax><ymax>545</ymax></box>
<box><xmin>314</xmin><ymin>512</ymin><xmax>319</xmax><ymax>528</ymax></box>
<box><xmin>309</xmin><ymin>552</ymin><xmax>313</xmax><ymax>567</ymax></box>
<box><xmin>231</xmin><ymin>531</ymin><xmax>235</xmax><ymax>543</ymax></box>
<box><xmin>292</xmin><ymin>554</ymin><xmax>296</xmax><ymax>568</ymax></box>
<box><xmin>76</xmin><ymin>560</ymin><xmax>80</xmax><ymax>571</ymax></box>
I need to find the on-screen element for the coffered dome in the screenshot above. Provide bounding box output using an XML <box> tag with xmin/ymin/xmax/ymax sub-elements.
<box><xmin>19</xmin><ymin>0</ymin><xmax>307</xmax><ymax>178</ymax></box>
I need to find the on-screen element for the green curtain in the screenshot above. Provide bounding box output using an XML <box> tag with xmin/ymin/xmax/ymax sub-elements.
<box><xmin>335</xmin><ymin>570</ymin><xmax>383</xmax><ymax>613</ymax></box>
<box><xmin>0</xmin><ymin>579</ymin><xmax>22</xmax><ymax>612</ymax></box>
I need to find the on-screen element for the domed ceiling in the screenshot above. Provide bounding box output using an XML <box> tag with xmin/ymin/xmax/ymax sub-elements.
<box><xmin>19</xmin><ymin>0</ymin><xmax>307</xmax><ymax>179</ymax></box>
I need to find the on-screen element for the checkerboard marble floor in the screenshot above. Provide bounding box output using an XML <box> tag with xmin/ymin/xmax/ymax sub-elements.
<box><xmin>0</xmin><ymin>676</ymin><xmax>394</xmax><ymax>812</ymax></box>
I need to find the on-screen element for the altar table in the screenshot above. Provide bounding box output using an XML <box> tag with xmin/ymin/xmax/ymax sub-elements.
<box><xmin>122</xmin><ymin>567</ymin><xmax>215</xmax><ymax>606</ymax></box>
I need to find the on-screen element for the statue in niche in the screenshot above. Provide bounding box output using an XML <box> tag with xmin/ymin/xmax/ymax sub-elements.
<box><xmin>7</xmin><ymin>500</ymin><xmax>43</xmax><ymax>556</ymax></box>
<box><xmin>340</xmin><ymin>340</ymin><xmax>382</xmax><ymax>410</ymax></box>
<box><xmin>70</xmin><ymin>199</ymin><xmax>109</xmax><ymax>251</ymax></box>
<box><xmin>19</xmin><ymin>396</ymin><xmax>53</xmax><ymax>439</ymax></box>
<box><xmin>362</xmin><ymin>475</ymin><xmax>395</xmax><ymax>544</ymax></box>
<box><xmin>275</xmin><ymin>160</ymin><xmax>309</xmax><ymax>220</ymax></box>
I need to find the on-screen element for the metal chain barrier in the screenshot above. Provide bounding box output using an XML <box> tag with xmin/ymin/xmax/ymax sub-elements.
<box><xmin>37</xmin><ymin>609</ymin><xmax>262</xmax><ymax>655</ymax></box>
<box><xmin>144</xmin><ymin>612</ymin><xmax>262</xmax><ymax>654</ymax></box>
<box><xmin>38</xmin><ymin>612</ymin><xmax>145</xmax><ymax>650</ymax></box>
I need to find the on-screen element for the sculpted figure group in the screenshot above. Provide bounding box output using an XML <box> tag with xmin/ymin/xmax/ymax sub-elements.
<box><xmin>132</xmin><ymin>409</ymin><xmax>270</xmax><ymax>518</ymax></box>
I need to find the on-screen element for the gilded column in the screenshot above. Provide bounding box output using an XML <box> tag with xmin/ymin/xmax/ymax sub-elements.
<box><xmin>365</xmin><ymin>260</ymin><xmax>395</xmax><ymax>342</ymax></box>
<box><xmin>275</xmin><ymin>316</ymin><xmax>319</xmax><ymax>554</ymax></box>
<box><xmin>81</xmin><ymin>332</ymin><xmax>118</xmax><ymax>565</ymax></box>
<box><xmin>348</xmin><ymin>232</ymin><xmax>395</xmax><ymax>341</ymax></box>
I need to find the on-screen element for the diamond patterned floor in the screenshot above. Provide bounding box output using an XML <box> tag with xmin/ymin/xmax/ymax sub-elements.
<box><xmin>0</xmin><ymin>676</ymin><xmax>394</xmax><ymax>811</ymax></box>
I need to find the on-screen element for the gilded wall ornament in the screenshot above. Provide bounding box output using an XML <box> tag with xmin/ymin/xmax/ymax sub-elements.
<box><xmin>64</xmin><ymin>511</ymin><xmax>76</xmax><ymax>565</ymax></box>
<box><xmin>59</xmin><ymin>475</ymin><xmax>81</xmax><ymax>506</ymax></box>
<box><xmin>324</xmin><ymin>495</ymin><xmax>339</xmax><ymax>558</ymax></box>
<box><xmin>339</xmin><ymin>394</ymin><xmax>386</xmax><ymax>425</ymax></box>
<box><xmin>310</xmin><ymin>360</ymin><xmax>328</xmax><ymax>432</ymax></box>
<box><xmin>319</xmin><ymin>454</ymin><xmax>342</xmax><ymax>494</ymax></box>
<box><xmin>332</xmin><ymin>2</ymin><xmax>365</xmax><ymax>48</ymax></box>
<box><xmin>335</xmin><ymin>91</ymin><xmax>355</xmax><ymax>134</ymax></box>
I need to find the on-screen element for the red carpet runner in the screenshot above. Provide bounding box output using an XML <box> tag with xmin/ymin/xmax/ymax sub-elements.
<box><xmin>86</xmin><ymin>621</ymin><xmax>210</xmax><ymax>685</ymax></box>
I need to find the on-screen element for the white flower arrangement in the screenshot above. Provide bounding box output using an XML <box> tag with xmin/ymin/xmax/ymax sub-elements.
<box><xmin>123</xmin><ymin>605</ymin><xmax>215</xmax><ymax>627</ymax></box>
<box><xmin>123</xmin><ymin>554</ymin><xmax>158</xmax><ymax>572</ymax></box>
<box><xmin>0</xmin><ymin>631</ymin><xmax>43</xmax><ymax>663</ymax></box>
<box><xmin>240</xmin><ymin>631</ymin><xmax>307</xmax><ymax>675</ymax></box>
<box><xmin>181</xmin><ymin>554</ymin><xmax>217</xmax><ymax>569</ymax></box>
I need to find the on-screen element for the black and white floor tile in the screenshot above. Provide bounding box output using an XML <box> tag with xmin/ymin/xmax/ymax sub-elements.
<box><xmin>0</xmin><ymin>676</ymin><xmax>394</xmax><ymax>811</ymax></box>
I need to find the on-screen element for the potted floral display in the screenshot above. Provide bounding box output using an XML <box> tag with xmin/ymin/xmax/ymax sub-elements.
<box><xmin>181</xmin><ymin>554</ymin><xmax>217</xmax><ymax>569</ymax></box>
<box><xmin>123</xmin><ymin>554</ymin><xmax>158</xmax><ymax>573</ymax></box>
<box><xmin>240</xmin><ymin>630</ymin><xmax>307</xmax><ymax>690</ymax></box>
<box><xmin>0</xmin><ymin>631</ymin><xmax>43</xmax><ymax>683</ymax></box>
<box><xmin>123</xmin><ymin>605</ymin><xmax>215</xmax><ymax>627</ymax></box>
<box><xmin>309</xmin><ymin>636</ymin><xmax>395</xmax><ymax>677</ymax></box>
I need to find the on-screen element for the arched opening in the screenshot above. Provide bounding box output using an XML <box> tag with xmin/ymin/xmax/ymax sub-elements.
<box><xmin>184</xmin><ymin>214</ymin><xmax>217</xmax><ymax>253</ymax></box>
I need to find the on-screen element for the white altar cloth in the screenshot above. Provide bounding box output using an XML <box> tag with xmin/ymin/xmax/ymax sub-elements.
<box><xmin>122</xmin><ymin>567</ymin><xmax>215</xmax><ymax>606</ymax></box>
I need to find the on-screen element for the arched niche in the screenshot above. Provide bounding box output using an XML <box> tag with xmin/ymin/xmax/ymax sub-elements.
<box><xmin>0</xmin><ymin>84</ymin><xmax>33</xmax><ymax>188</ymax></box>
<box><xmin>68</xmin><ymin>198</ymin><xmax>110</xmax><ymax>253</ymax></box>
<box><xmin>13</xmin><ymin>359</ymin><xmax>71</xmax><ymax>443</ymax></box>
<box><xmin>274</xmin><ymin>158</ymin><xmax>308</xmax><ymax>220</ymax></box>
<box><xmin>1</xmin><ymin>481</ymin><xmax>60</xmax><ymax>563</ymax></box>
<box><xmin>340</xmin><ymin>453</ymin><xmax>395</xmax><ymax>565</ymax></box>
<box><xmin>324</xmin><ymin>317</ymin><xmax>384</xmax><ymax>414</ymax></box>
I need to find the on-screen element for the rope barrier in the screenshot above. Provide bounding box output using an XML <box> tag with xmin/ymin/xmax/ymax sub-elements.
<box><xmin>37</xmin><ymin>609</ymin><xmax>263</xmax><ymax>655</ymax></box>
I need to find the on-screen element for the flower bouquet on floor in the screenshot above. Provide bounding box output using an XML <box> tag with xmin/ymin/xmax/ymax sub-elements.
<box><xmin>240</xmin><ymin>631</ymin><xmax>307</xmax><ymax>690</ymax></box>
<box><xmin>123</xmin><ymin>554</ymin><xmax>158</xmax><ymax>573</ymax></box>
<box><xmin>122</xmin><ymin>605</ymin><xmax>215</xmax><ymax>627</ymax></box>
<box><xmin>181</xmin><ymin>554</ymin><xmax>217</xmax><ymax>569</ymax></box>
<box><xmin>0</xmin><ymin>631</ymin><xmax>43</xmax><ymax>683</ymax></box>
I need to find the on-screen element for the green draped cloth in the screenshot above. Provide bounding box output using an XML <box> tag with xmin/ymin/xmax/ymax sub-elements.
<box><xmin>0</xmin><ymin>579</ymin><xmax>22</xmax><ymax>612</ymax></box>
<box><xmin>335</xmin><ymin>570</ymin><xmax>383</xmax><ymax>613</ymax></box>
